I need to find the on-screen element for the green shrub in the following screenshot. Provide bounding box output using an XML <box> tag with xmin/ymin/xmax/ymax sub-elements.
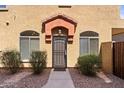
<box><xmin>1</xmin><ymin>50</ymin><xmax>21</xmax><ymax>74</ymax></box>
<box><xmin>30</xmin><ymin>51</ymin><xmax>47</xmax><ymax>74</ymax></box>
<box><xmin>78</xmin><ymin>55</ymin><xmax>100</xmax><ymax>76</ymax></box>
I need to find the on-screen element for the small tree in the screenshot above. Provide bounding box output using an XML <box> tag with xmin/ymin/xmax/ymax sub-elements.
<box><xmin>30</xmin><ymin>51</ymin><xmax>47</xmax><ymax>74</ymax></box>
<box><xmin>78</xmin><ymin>55</ymin><xmax>100</xmax><ymax>76</ymax></box>
<box><xmin>1</xmin><ymin>50</ymin><xmax>21</xmax><ymax>74</ymax></box>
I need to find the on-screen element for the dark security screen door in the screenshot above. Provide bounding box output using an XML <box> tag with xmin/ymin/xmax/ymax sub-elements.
<box><xmin>53</xmin><ymin>36</ymin><xmax>67</xmax><ymax>69</ymax></box>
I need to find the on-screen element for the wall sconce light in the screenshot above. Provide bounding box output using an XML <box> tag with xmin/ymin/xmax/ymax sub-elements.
<box><xmin>58</xmin><ymin>29</ymin><xmax>62</xmax><ymax>34</ymax></box>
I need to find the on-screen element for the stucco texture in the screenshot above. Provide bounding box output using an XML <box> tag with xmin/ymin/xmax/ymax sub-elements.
<box><xmin>0</xmin><ymin>5</ymin><xmax>123</xmax><ymax>68</ymax></box>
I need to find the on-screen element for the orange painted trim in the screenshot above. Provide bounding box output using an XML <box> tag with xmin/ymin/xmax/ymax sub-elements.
<box><xmin>42</xmin><ymin>14</ymin><xmax>77</xmax><ymax>42</ymax></box>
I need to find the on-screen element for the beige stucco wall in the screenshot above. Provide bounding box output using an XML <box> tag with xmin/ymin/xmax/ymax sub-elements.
<box><xmin>0</xmin><ymin>5</ymin><xmax>123</xmax><ymax>68</ymax></box>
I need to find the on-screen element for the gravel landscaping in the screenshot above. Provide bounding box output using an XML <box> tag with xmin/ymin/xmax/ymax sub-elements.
<box><xmin>69</xmin><ymin>68</ymin><xmax>124</xmax><ymax>88</ymax></box>
<box><xmin>0</xmin><ymin>68</ymin><xmax>51</xmax><ymax>88</ymax></box>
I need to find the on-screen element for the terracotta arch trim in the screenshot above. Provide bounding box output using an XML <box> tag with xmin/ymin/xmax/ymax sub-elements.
<box><xmin>42</xmin><ymin>14</ymin><xmax>77</xmax><ymax>42</ymax></box>
<box><xmin>42</xmin><ymin>15</ymin><xmax>77</xmax><ymax>25</ymax></box>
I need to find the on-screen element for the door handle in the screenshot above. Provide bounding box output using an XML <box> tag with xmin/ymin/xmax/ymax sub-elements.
<box><xmin>64</xmin><ymin>50</ymin><xmax>67</xmax><ymax>55</ymax></box>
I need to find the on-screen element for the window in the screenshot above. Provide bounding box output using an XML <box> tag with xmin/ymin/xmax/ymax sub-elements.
<box><xmin>120</xmin><ymin>5</ymin><xmax>124</xmax><ymax>19</ymax></box>
<box><xmin>0</xmin><ymin>5</ymin><xmax>7</xmax><ymax>10</ymax></box>
<box><xmin>80</xmin><ymin>31</ymin><xmax>99</xmax><ymax>56</ymax></box>
<box><xmin>58</xmin><ymin>5</ymin><xmax>72</xmax><ymax>8</ymax></box>
<box><xmin>20</xmin><ymin>31</ymin><xmax>40</xmax><ymax>62</ymax></box>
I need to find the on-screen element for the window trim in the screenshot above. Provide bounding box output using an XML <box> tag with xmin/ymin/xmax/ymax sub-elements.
<box><xmin>80</xmin><ymin>31</ymin><xmax>99</xmax><ymax>37</ymax></box>
<box><xmin>20</xmin><ymin>36</ymin><xmax>39</xmax><ymax>38</ymax></box>
<box><xmin>80</xmin><ymin>36</ymin><xmax>99</xmax><ymax>39</ymax></box>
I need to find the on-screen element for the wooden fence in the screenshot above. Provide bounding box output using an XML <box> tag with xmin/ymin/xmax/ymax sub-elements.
<box><xmin>113</xmin><ymin>42</ymin><xmax>124</xmax><ymax>79</ymax></box>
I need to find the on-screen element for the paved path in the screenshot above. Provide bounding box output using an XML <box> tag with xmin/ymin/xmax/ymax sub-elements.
<box><xmin>43</xmin><ymin>69</ymin><xmax>75</xmax><ymax>88</ymax></box>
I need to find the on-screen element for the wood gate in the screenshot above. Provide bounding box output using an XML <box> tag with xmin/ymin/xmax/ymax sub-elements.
<box><xmin>113</xmin><ymin>42</ymin><xmax>124</xmax><ymax>79</ymax></box>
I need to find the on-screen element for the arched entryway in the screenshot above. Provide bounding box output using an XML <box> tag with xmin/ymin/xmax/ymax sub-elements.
<box><xmin>42</xmin><ymin>14</ymin><xmax>77</xmax><ymax>70</ymax></box>
<box><xmin>52</xmin><ymin>27</ymin><xmax>68</xmax><ymax>70</ymax></box>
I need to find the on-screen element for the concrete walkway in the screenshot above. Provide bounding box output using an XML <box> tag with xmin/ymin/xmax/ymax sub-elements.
<box><xmin>43</xmin><ymin>69</ymin><xmax>75</xmax><ymax>88</ymax></box>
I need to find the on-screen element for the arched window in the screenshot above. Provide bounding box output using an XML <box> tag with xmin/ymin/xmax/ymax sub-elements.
<box><xmin>20</xmin><ymin>30</ymin><xmax>40</xmax><ymax>62</ymax></box>
<box><xmin>80</xmin><ymin>31</ymin><xmax>99</xmax><ymax>56</ymax></box>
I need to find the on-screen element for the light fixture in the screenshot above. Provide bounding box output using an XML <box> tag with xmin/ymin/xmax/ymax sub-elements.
<box><xmin>58</xmin><ymin>29</ymin><xmax>62</xmax><ymax>34</ymax></box>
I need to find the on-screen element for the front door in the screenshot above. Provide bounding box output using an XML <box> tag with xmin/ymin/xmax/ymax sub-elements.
<box><xmin>52</xmin><ymin>36</ymin><xmax>67</xmax><ymax>70</ymax></box>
